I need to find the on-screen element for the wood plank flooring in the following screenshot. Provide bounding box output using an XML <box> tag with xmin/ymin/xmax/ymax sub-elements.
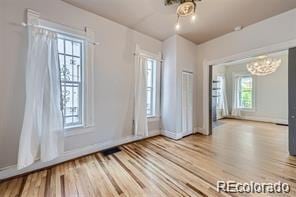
<box><xmin>0</xmin><ymin>119</ymin><xmax>296</xmax><ymax>196</ymax></box>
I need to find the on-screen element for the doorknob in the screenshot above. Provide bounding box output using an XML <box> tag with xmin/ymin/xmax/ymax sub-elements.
<box><xmin>292</xmin><ymin>115</ymin><xmax>295</xmax><ymax>119</ymax></box>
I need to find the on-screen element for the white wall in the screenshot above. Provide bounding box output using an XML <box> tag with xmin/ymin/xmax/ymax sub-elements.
<box><xmin>213</xmin><ymin>52</ymin><xmax>288</xmax><ymax>124</ymax></box>
<box><xmin>0</xmin><ymin>0</ymin><xmax>162</xmax><ymax>169</ymax></box>
<box><xmin>161</xmin><ymin>36</ymin><xmax>177</xmax><ymax>133</ymax></box>
<box><xmin>176</xmin><ymin>36</ymin><xmax>197</xmax><ymax>133</ymax></box>
<box><xmin>161</xmin><ymin>35</ymin><xmax>197</xmax><ymax>136</ymax></box>
<box><xmin>196</xmin><ymin>8</ymin><xmax>296</xmax><ymax>133</ymax></box>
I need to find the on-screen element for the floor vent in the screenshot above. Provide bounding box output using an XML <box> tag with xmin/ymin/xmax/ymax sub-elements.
<box><xmin>101</xmin><ymin>147</ymin><xmax>121</xmax><ymax>156</ymax></box>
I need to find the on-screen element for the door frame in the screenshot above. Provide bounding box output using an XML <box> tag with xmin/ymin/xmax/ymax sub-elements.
<box><xmin>289</xmin><ymin>47</ymin><xmax>296</xmax><ymax>155</ymax></box>
<box><xmin>202</xmin><ymin>40</ymin><xmax>296</xmax><ymax>155</ymax></box>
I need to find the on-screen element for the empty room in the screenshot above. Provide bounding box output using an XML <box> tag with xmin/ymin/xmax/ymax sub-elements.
<box><xmin>1</xmin><ymin>0</ymin><xmax>296</xmax><ymax>196</ymax></box>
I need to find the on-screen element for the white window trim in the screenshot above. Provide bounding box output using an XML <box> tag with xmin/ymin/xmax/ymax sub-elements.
<box><xmin>233</xmin><ymin>73</ymin><xmax>256</xmax><ymax>112</ymax></box>
<box><xmin>135</xmin><ymin>46</ymin><xmax>161</xmax><ymax>119</ymax></box>
<box><xmin>27</xmin><ymin>9</ymin><xmax>96</xmax><ymax>136</ymax></box>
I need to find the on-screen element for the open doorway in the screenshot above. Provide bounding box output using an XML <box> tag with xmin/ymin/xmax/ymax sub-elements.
<box><xmin>208</xmin><ymin>49</ymin><xmax>296</xmax><ymax>155</ymax></box>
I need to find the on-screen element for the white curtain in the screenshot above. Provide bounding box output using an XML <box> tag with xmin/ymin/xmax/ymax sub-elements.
<box><xmin>220</xmin><ymin>75</ymin><xmax>229</xmax><ymax>117</ymax></box>
<box><xmin>232</xmin><ymin>76</ymin><xmax>241</xmax><ymax>117</ymax></box>
<box><xmin>18</xmin><ymin>27</ymin><xmax>64</xmax><ymax>169</ymax></box>
<box><xmin>134</xmin><ymin>53</ymin><xmax>148</xmax><ymax>137</ymax></box>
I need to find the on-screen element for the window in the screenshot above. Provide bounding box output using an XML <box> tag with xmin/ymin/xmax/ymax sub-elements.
<box><xmin>58</xmin><ymin>35</ymin><xmax>84</xmax><ymax>128</ymax></box>
<box><xmin>237</xmin><ymin>76</ymin><xmax>254</xmax><ymax>109</ymax></box>
<box><xmin>145</xmin><ymin>58</ymin><xmax>157</xmax><ymax>117</ymax></box>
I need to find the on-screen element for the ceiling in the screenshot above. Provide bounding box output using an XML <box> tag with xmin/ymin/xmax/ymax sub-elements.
<box><xmin>216</xmin><ymin>50</ymin><xmax>288</xmax><ymax>67</ymax></box>
<box><xmin>63</xmin><ymin>0</ymin><xmax>296</xmax><ymax>44</ymax></box>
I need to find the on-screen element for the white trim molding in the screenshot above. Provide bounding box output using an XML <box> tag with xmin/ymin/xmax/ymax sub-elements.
<box><xmin>161</xmin><ymin>130</ymin><xmax>183</xmax><ymax>140</ymax></box>
<box><xmin>227</xmin><ymin>116</ymin><xmax>288</xmax><ymax>125</ymax></box>
<box><xmin>0</xmin><ymin>135</ymin><xmax>137</xmax><ymax>180</ymax></box>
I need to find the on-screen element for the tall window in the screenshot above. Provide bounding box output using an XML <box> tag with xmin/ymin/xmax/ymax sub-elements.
<box><xmin>58</xmin><ymin>35</ymin><xmax>84</xmax><ymax>128</ymax></box>
<box><xmin>145</xmin><ymin>58</ymin><xmax>157</xmax><ymax>117</ymax></box>
<box><xmin>238</xmin><ymin>76</ymin><xmax>253</xmax><ymax>109</ymax></box>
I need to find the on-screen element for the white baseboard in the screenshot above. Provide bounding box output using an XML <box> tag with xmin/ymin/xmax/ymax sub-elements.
<box><xmin>148</xmin><ymin>129</ymin><xmax>161</xmax><ymax>137</ymax></box>
<box><xmin>0</xmin><ymin>130</ymin><xmax>161</xmax><ymax>180</ymax></box>
<box><xmin>161</xmin><ymin>130</ymin><xmax>183</xmax><ymax>140</ymax></box>
<box><xmin>193</xmin><ymin>127</ymin><xmax>198</xmax><ymax>133</ymax></box>
<box><xmin>195</xmin><ymin>127</ymin><xmax>207</xmax><ymax>135</ymax></box>
<box><xmin>226</xmin><ymin>116</ymin><xmax>288</xmax><ymax>125</ymax></box>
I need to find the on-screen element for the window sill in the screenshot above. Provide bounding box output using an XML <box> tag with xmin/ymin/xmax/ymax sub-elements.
<box><xmin>147</xmin><ymin>116</ymin><xmax>160</xmax><ymax>122</ymax></box>
<box><xmin>239</xmin><ymin>108</ymin><xmax>256</xmax><ymax>113</ymax></box>
<box><xmin>64</xmin><ymin>124</ymin><xmax>84</xmax><ymax>130</ymax></box>
<box><xmin>64</xmin><ymin>124</ymin><xmax>95</xmax><ymax>137</ymax></box>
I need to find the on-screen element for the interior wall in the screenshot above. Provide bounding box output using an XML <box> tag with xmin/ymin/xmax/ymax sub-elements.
<box><xmin>161</xmin><ymin>36</ymin><xmax>177</xmax><ymax>133</ymax></box>
<box><xmin>161</xmin><ymin>35</ymin><xmax>197</xmax><ymax>135</ymax></box>
<box><xmin>196</xmin><ymin>8</ymin><xmax>296</xmax><ymax>133</ymax></box>
<box><xmin>0</xmin><ymin>0</ymin><xmax>162</xmax><ymax>168</ymax></box>
<box><xmin>213</xmin><ymin>52</ymin><xmax>288</xmax><ymax>124</ymax></box>
<box><xmin>175</xmin><ymin>35</ymin><xmax>197</xmax><ymax>133</ymax></box>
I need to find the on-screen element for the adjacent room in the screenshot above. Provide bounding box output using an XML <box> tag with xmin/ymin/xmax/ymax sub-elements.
<box><xmin>1</xmin><ymin>0</ymin><xmax>296</xmax><ymax>196</ymax></box>
<box><xmin>211</xmin><ymin>50</ymin><xmax>288</xmax><ymax>131</ymax></box>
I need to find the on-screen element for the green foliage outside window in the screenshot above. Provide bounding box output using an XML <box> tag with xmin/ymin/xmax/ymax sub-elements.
<box><xmin>239</xmin><ymin>77</ymin><xmax>253</xmax><ymax>109</ymax></box>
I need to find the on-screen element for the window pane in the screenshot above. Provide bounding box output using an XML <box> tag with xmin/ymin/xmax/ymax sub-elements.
<box><xmin>239</xmin><ymin>77</ymin><xmax>253</xmax><ymax>109</ymax></box>
<box><xmin>65</xmin><ymin>40</ymin><xmax>73</xmax><ymax>55</ymax></box>
<box><xmin>72</xmin><ymin>57</ymin><xmax>81</xmax><ymax>82</ymax></box>
<box><xmin>58</xmin><ymin>39</ymin><xmax>64</xmax><ymax>53</ymax></box>
<box><xmin>145</xmin><ymin>58</ymin><xmax>156</xmax><ymax>117</ymax></box>
<box><xmin>73</xmin><ymin>42</ymin><xmax>81</xmax><ymax>57</ymax></box>
<box><xmin>147</xmin><ymin>68</ymin><xmax>152</xmax><ymax>87</ymax></box>
<box><xmin>65</xmin><ymin>56</ymin><xmax>73</xmax><ymax>81</ymax></box>
<box><xmin>62</xmin><ymin>82</ymin><xmax>81</xmax><ymax>125</ymax></box>
<box><xmin>59</xmin><ymin>54</ymin><xmax>65</xmax><ymax>68</ymax></box>
<box><xmin>58</xmin><ymin>35</ymin><xmax>83</xmax><ymax>128</ymax></box>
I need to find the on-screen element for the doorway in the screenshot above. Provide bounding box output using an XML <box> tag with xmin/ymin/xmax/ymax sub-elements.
<box><xmin>208</xmin><ymin>48</ymin><xmax>296</xmax><ymax>155</ymax></box>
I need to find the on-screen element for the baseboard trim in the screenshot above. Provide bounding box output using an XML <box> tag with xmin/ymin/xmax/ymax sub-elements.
<box><xmin>0</xmin><ymin>130</ymin><xmax>161</xmax><ymax>181</ymax></box>
<box><xmin>161</xmin><ymin>130</ymin><xmax>184</xmax><ymax>140</ymax></box>
<box><xmin>225</xmin><ymin>116</ymin><xmax>288</xmax><ymax>125</ymax></box>
<box><xmin>148</xmin><ymin>129</ymin><xmax>161</xmax><ymax>137</ymax></box>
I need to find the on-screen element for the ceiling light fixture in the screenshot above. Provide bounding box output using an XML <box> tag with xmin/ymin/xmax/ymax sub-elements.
<box><xmin>175</xmin><ymin>22</ymin><xmax>181</xmax><ymax>30</ymax></box>
<box><xmin>191</xmin><ymin>14</ymin><xmax>197</xmax><ymax>22</ymax></box>
<box><xmin>165</xmin><ymin>0</ymin><xmax>202</xmax><ymax>30</ymax></box>
<box><xmin>246</xmin><ymin>56</ymin><xmax>282</xmax><ymax>76</ymax></box>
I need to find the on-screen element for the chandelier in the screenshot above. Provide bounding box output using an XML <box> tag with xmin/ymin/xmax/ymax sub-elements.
<box><xmin>246</xmin><ymin>56</ymin><xmax>282</xmax><ymax>76</ymax></box>
<box><xmin>165</xmin><ymin>0</ymin><xmax>202</xmax><ymax>30</ymax></box>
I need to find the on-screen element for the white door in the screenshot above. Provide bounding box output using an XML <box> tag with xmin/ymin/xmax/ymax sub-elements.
<box><xmin>182</xmin><ymin>71</ymin><xmax>193</xmax><ymax>136</ymax></box>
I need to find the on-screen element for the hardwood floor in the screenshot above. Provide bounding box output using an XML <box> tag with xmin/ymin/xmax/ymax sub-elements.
<box><xmin>0</xmin><ymin>119</ymin><xmax>296</xmax><ymax>196</ymax></box>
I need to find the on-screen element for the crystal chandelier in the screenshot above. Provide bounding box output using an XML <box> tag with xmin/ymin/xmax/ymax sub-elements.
<box><xmin>246</xmin><ymin>56</ymin><xmax>282</xmax><ymax>76</ymax></box>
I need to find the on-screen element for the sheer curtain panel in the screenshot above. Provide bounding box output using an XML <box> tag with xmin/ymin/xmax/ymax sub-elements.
<box><xmin>134</xmin><ymin>51</ymin><xmax>148</xmax><ymax>137</ymax></box>
<box><xmin>18</xmin><ymin>27</ymin><xmax>64</xmax><ymax>169</ymax></box>
<box><xmin>232</xmin><ymin>76</ymin><xmax>241</xmax><ymax>117</ymax></box>
<box><xmin>220</xmin><ymin>75</ymin><xmax>229</xmax><ymax>117</ymax></box>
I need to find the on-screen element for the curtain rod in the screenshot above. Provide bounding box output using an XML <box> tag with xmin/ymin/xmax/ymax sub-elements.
<box><xmin>21</xmin><ymin>22</ymin><xmax>100</xmax><ymax>46</ymax></box>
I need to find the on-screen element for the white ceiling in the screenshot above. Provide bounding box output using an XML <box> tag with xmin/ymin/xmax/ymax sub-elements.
<box><xmin>63</xmin><ymin>0</ymin><xmax>296</xmax><ymax>44</ymax></box>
